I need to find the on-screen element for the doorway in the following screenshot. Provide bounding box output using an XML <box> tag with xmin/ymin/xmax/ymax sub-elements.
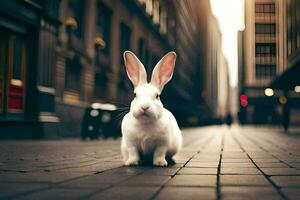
<box><xmin>0</xmin><ymin>28</ymin><xmax>27</xmax><ymax>119</ymax></box>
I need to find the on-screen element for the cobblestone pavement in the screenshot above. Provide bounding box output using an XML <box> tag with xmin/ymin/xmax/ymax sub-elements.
<box><xmin>0</xmin><ymin>125</ymin><xmax>300</xmax><ymax>200</ymax></box>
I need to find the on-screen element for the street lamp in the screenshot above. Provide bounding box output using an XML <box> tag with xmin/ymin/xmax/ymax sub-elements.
<box><xmin>279</xmin><ymin>96</ymin><xmax>287</xmax><ymax>105</ymax></box>
<box><xmin>65</xmin><ymin>17</ymin><xmax>78</xmax><ymax>32</ymax></box>
<box><xmin>264</xmin><ymin>88</ymin><xmax>274</xmax><ymax>97</ymax></box>
<box><xmin>95</xmin><ymin>37</ymin><xmax>106</xmax><ymax>51</ymax></box>
<box><xmin>294</xmin><ymin>85</ymin><xmax>300</xmax><ymax>93</ymax></box>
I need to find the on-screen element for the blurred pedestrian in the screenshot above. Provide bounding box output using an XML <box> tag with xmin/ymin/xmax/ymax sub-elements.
<box><xmin>225</xmin><ymin>113</ymin><xmax>233</xmax><ymax>127</ymax></box>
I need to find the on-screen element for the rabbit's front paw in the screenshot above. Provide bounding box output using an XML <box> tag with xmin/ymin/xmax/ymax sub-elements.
<box><xmin>153</xmin><ymin>158</ymin><xmax>168</xmax><ymax>167</ymax></box>
<box><xmin>125</xmin><ymin>158</ymin><xmax>139</xmax><ymax>166</ymax></box>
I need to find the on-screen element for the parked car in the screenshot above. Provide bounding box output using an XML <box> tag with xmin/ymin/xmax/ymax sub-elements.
<box><xmin>81</xmin><ymin>103</ymin><xmax>122</xmax><ymax>139</ymax></box>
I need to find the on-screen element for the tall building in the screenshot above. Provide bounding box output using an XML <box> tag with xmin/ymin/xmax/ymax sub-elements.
<box><xmin>270</xmin><ymin>0</ymin><xmax>300</xmax><ymax>129</ymax></box>
<box><xmin>199</xmin><ymin>0</ymin><xmax>230</xmax><ymax>122</ymax></box>
<box><xmin>241</xmin><ymin>0</ymin><xmax>283</xmax><ymax>124</ymax></box>
<box><xmin>241</xmin><ymin>0</ymin><xmax>300</xmax><ymax>126</ymax></box>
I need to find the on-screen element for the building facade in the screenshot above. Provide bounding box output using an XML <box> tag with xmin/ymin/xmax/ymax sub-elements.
<box><xmin>270</xmin><ymin>0</ymin><xmax>300</xmax><ymax>129</ymax></box>
<box><xmin>199</xmin><ymin>0</ymin><xmax>230</xmax><ymax>122</ymax></box>
<box><xmin>0</xmin><ymin>0</ymin><xmax>60</xmax><ymax>138</ymax></box>
<box><xmin>0</xmin><ymin>0</ymin><xmax>226</xmax><ymax>138</ymax></box>
<box><xmin>241</xmin><ymin>0</ymin><xmax>300</xmax><ymax>126</ymax></box>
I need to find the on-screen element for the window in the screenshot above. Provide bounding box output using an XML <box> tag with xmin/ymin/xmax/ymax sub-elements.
<box><xmin>119</xmin><ymin>23</ymin><xmax>131</xmax><ymax>64</ymax></box>
<box><xmin>65</xmin><ymin>56</ymin><xmax>82</xmax><ymax>91</ymax></box>
<box><xmin>287</xmin><ymin>0</ymin><xmax>300</xmax><ymax>56</ymax></box>
<box><xmin>68</xmin><ymin>0</ymin><xmax>84</xmax><ymax>38</ymax></box>
<box><xmin>255</xmin><ymin>23</ymin><xmax>276</xmax><ymax>34</ymax></box>
<box><xmin>255</xmin><ymin>3</ymin><xmax>275</xmax><ymax>13</ymax></box>
<box><xmin>146</xmin><ymin>0</ymin><xmax>154</xmax><ymax>16</ymax></box>
<box><xmin>94</xmin><ymin>71</ymin><xmax>107</xmax><ymax>99</ymax></box>
<box><xmin>255</xmin><ymin>64</ymin><xmax>276</xmax><ymax>78</ymax></box>
<box><xmin>0</xmin><ymin>28</ymin><xmax>27</xmax><ymax>114</ymax></box>
<box><xmin>255</xmin><ymin>43</ymin><xmax>276</xmax><ymax>56</ymax></box>
<box><xmin>159</xmin><ymin>7</ymin><xmax>167</xmax><ymax>34</ymax></box>
<box><xmin>97</xmin><ymin>3</ymin><xmax>112</xmax><ymax>55</ymax></box>
<box><xmin>0</xmin><ymin>30</ymin><xmax>8</xmax><ymax>113</ymax></box>
<box><xmin>119</xmin><ymin>23</ymin><xmax>131</xmax><ymax>91</ymax></box>
<box><xmin>152</xmin><ymin>0</ymin><xmax>160</xmax><ymax>25</ymax></box>
<box><xmin>12</xmin><ymin>37</ymin><xmax>22</xmax><ymax>80</ymax></box>
<box><xmin>138</xmin><ymin>38</ymin><xmax>147</xmax><ymax>65</ymax></box>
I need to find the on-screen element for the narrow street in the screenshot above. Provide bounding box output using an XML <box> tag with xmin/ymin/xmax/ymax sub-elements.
<box><xmin>0</xmin><ymin>126</ymin><xmax>299</xmax><ymax>200</ymax></box>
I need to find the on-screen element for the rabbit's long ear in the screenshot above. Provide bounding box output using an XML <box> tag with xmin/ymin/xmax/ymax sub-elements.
<box><xmin>150</xmin><ymin>51</ymin><xmax>176</xmax><ymax>91</ymax></box>
<box><xmin>123</xmin><ymin>51</ymin><xmax>147</xmax><ymax>87</ymax></box>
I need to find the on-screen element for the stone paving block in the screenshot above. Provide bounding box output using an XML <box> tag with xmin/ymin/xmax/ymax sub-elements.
<box><xmin>185</xmin><ymin>161</ymin><xmax>218</xmax><ymax>168</ymax></box>
<box><xmin>87</xmin><ymin>186</ymin><xmax>160</xmax><ymax>200</ymax></box>
<box><xmin>192</xmin><ymin>155</ymin><xmax>220</xmax><ymax>161</ymax></box>
<box><xmin>271</xmin><ymin>176</ymin><xmax>300</xmax><ymax>187</ymax></box>
<box><xmin>222</xmin><ymin>153</ymin><xmax>248</xmax><ymax>159</ymax></box>
<box><xmin>171</xmin><ymin>160</ymin><xmax>188</xmax><ymax>164</ymax></box>
<box><xmin>0</xmin><ymin>171</ymin><xmax>89</xmax><ymax>184</ymax></box>
<box><xmin>178</xmin><ymin>167</ymin><xmax>217</xmax><ymax>175</ymax></box>
<box><xmin>248</xmin><ymin>154</ymin><xmax>275</xmax><ymax>159</ymax></box>
<box><xmin>221</xmin><ymin>186</ymin><xmax>280</xmax><ymax>200</ymax></box>
<box><xmin>166</xmin><ymin>175</ymin><xmax>217</xmax><ymax>187</ymax></box>
<box><xmin>290</xmin><ymin>163</ymin><xmax>300</xmax><ymax>169</ymax></box>
<box><xmin>140</xmin><ymin>167</ymin><xmax>180</xmax><ymax>176</ymax></box>
<box><xmin>253</xmin><ymin>158</ymin><xmax>280</xmax><ymax>163</ymax></box>
<box><xmin>222</xmin><ymin>159</ymin><xmax>251</xmax><ymax>163</ymax></box>
<box><xmin>154</xmin><ymin>187</ymin><xmax>216</xmax><ymax>200</ymax></box>
<box><xmin>55</xmin><ymin>161</ymin><xmax>124</xmax><ymax>173</ymax></box>
<box><xmin>261</xmin><ymin>168</ymin><xmax>300</xmax><ymax>175</ymax></box>
<box><xmin>281</xmin><ymin>188</ymin><xmax>300</xmax><ymax>200</ymax></box>
<box><xmin>0</xmin><ymin>182</ymin><xmax>48</xmax><ymax>199</ymax></box>
<box><xmin>255</xmin><ymin>162</ymin><xmax>289</xmax><ymax>168</ymax></box>
<box><xmin>14</xmin><ymin>188</ymin><xmax>96</xmax><ymax>200</ymax></box>
<box><xmin>101</xmin><ymin>167</ymin><xmax>150</xmax><ymax>175</ymax></box>
<box><xmin>220</xmin><ymin>175</ymin><xmax>270</xmax><ymax>186</ymax></box>
<box><xmin>165</xmin><ymin>163</ymin><xmax>185</xmax><ymax>168</ymax></box>
<box><xmin>118</xmin><ymin>175</ymin><xmax>171</xmax><ymax>186</ymax></box>
<box><xmin>221</xmin><ymin>168</ymin><xmax>262</xmax><ymax>175</ymax></box>
<box><xmin>221</xmin><ymin>162</ymin><xmax>256</xmax><ymax>168</ymax></box>
<box><xmin>59</xmin><ymin>174</ymin><xmax>131</xmax><ymax>189</ymax></box>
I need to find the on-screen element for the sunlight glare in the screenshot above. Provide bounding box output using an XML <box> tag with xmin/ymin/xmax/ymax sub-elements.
<box><xmin>210</xmin><ymin>0</ymin><xmax>245</xmax><ymax>87</ymax></box>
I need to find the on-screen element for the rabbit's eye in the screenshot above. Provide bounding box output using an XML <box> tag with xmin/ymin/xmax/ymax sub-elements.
<box><xmin>133</xmin><ymin>92</ymin><xmax>136</xmax><ymax>97</ymax></box>
<box><xmin>156</xmin><ymin>94</ymin><xmax>160</xmax><ymax>99</ymax></box>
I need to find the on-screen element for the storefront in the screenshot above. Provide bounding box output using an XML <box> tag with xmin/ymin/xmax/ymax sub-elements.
<box><xmin>0</xmin><ymin>0</ymin><xmax>60</xmax><ymax>138</ymax></box>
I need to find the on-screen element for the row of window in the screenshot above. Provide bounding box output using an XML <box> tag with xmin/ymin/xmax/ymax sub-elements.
<box><xmin>255</xmin><ymin>3</ymin><xmax>275</xmax><ymax>13</ymax></box>
<box><xmin>255</xmin><ymin>43</ymin><xmax>276</xmax><ymax>56</ymax></box>
<box><xmin>255</xmin><ymin>64</ymin><xmax>276</xmax><ymax>78</ymax></box>
<box><xmin>254</xmin><ymin>3</ymin><xmax>277</xmax><ymax>79</ymax></box>
<box><xmin>255</xmin><ymin>23</ymin><xmax>276</xmax><ymax>34</ymax></box>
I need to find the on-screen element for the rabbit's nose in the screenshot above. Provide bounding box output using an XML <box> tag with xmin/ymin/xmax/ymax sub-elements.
<box><xmin>141</xmin><ymin>106</ymin><xmax>149</xmax><ymax>112</ymax></box>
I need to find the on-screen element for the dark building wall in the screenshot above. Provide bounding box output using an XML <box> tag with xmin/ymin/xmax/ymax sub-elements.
<box><xmin>0</xmin><ymin>0</ymin><xmax>60</xmax><ymax>138</ymax></box>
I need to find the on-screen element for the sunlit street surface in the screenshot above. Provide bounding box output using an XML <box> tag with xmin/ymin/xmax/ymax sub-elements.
<box><xmin>0</xmin><ymin>125</ymin><xmax>299</xmax><ymax>200</ymax></box>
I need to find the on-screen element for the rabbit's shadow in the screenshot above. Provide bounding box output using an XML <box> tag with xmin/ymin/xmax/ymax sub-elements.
<box><xmin>137</xmin><ymin>155</ymin><xmax>176</xmax><ymax>167</ymax></box>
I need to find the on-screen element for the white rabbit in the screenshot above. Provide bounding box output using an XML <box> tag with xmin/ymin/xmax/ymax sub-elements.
<box><xmin>121</xmin><ymin>51</ymin><xmax>182</xmax><ymax>167</ymax></box>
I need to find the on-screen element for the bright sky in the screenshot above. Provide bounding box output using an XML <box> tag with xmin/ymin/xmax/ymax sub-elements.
<box><xmin>210</xmin><ymin>0</ymin><xmax>245</xmax><ymax>87</ymax></box>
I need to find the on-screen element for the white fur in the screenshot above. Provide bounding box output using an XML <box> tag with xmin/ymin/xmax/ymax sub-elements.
<box><xmin>121</xmin><ymin>51</ymin><xmax>182</xmax><ymax>167</ymax></box>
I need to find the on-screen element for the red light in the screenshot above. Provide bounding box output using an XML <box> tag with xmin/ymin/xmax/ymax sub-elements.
<box><xmin>240</xmin><ymin>94</ymin><xmax>248</xmax><ymax>107</ymax></box>
<box><xmin>240</xmin><ymin>94</ymin><xmax>247</xmax><ymax>101</ymax></box>
<box><xmin>241</xmin><ymin>100</ymin><xmax>248</xmax><ymax>107</ymax></box>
